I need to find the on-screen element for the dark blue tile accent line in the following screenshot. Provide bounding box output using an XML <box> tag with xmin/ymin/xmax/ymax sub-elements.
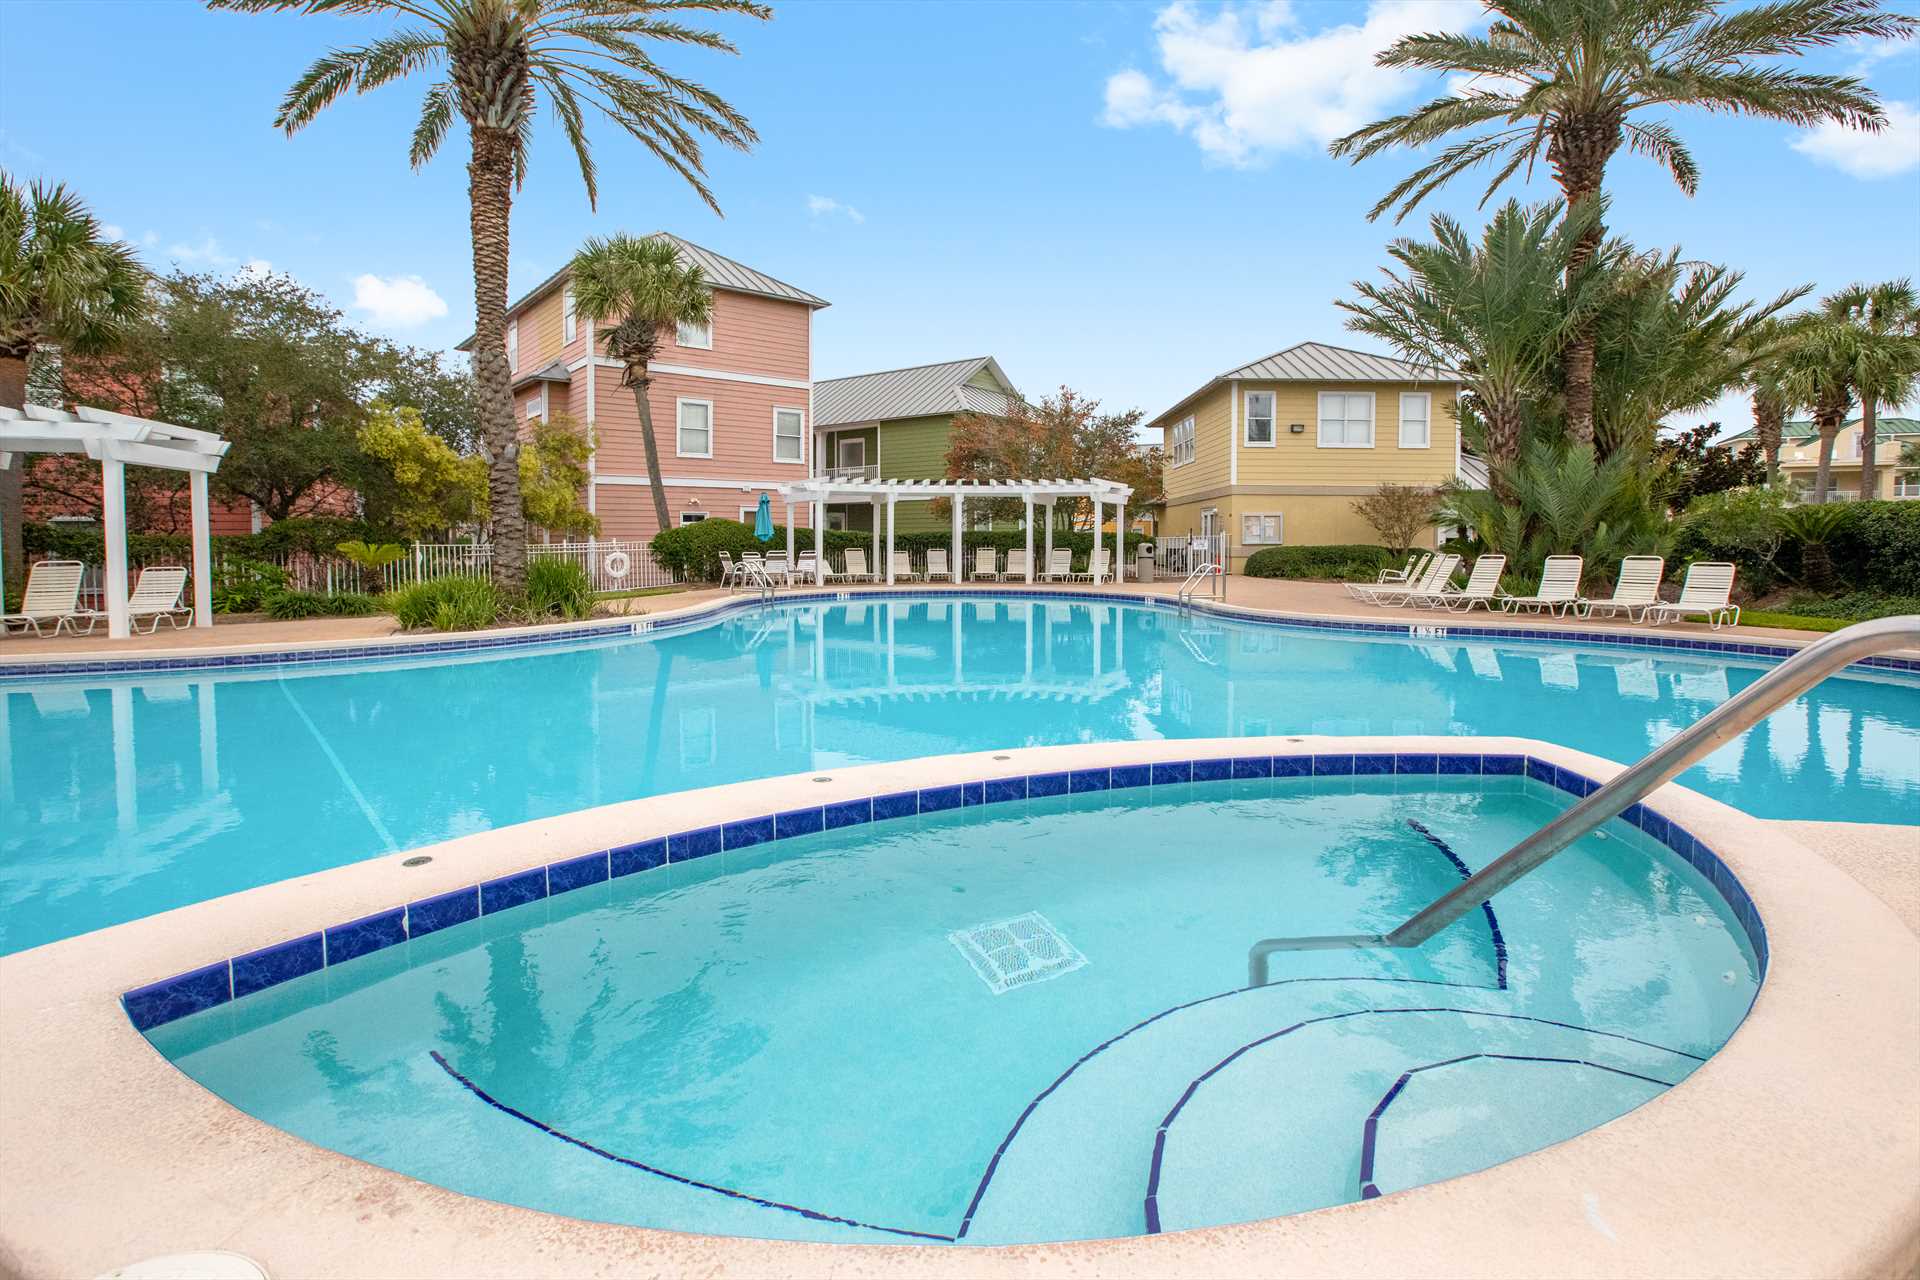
<box><xmin>984</xmin><ymin>776</ymin><xmax>1028</xmax><ymax>804</ymax></box>
<box><xmin>1027</xmin><ymin>770</ymin><xmax>1071</xmax><ymax>798</ymax></box>
<box><xmin>1231</xmin><ymin>755</ymin><xmax>1272</xmax><ymax>780</ymax></box>
<box><xmin>872</xmin><ymin>790</ymin><xmax>919</xmax><ymax>821</ymax></box>
<box><xmin>610</xmin><ymin>838</ymin><xmax>666</xmax><ymax>878</ymax></box>
<box><xmin>824</xmin><ymin>797</ymin><xmax>872</xmax><ymax>830</ymax></box>
<box><xmin>123</xmin><ymin>961</ymin><xmax>230</xmax><ymax>1032</ymax></box>
<box><xmin>668</xmin><ymin>826</ymin><xmax>723</xmax><ymax>861</ymax></box>
<box><xmin>1482</xmin><ymin>754</ymin><xmax>1525</xmax><ymax>775</ymax></box>
<box><xmin>1069</xmin><ymin>768</ymin><xmax>1110</xmax><ymax>793</ymax></box>
<box><xmin>959</xmin><ymin>781</ymin><xmax>986</xmax><ymax>806</ymax></box>
<box><xmin>1272</xmin><ymin>754</ymin><xmax>1312</xmax><ymax>778</ymax></box>
<box><xmin>918</xmin><ymin>784</ymin><xmax>965</xmax><ymax>813</ymax></box>
<box><xmin>429</xmin><ymin>1050</ymin><xmax>957</xmax><ymax>1243</ymax></box>
<box><xmin>1192</xmin><ymin>756</ymin><xmax>1234</xmax><ymax>782</ymax></box>
<box><xmin>775</xmin><ymin>807</ymin><xmax>824</xmax><ymax>840</ymax></box>
<box><xmin>1111</xmin><ymin>763</ymin><xmax>1153</xmax><ymax>790</ymax></box>
<box><xmin>480</xmin><ymin>868</ymin><xmax>548</xmax><ymax>914</ymax></box>
<box><xmin>722</xmin><ymin>815</ymin><xmax>776</xmax><ymax>851</ymax></box>
<box><xmin>1313</xmin><ymin>753</ymin><xmax>1353</xmax><ymax>776</ymax></box>
<box><xmin>1406</xmin><ymin>819</ymin><xmax>1509</xmax><ymax>990</ymax></box>
<box><xmin>231</xmin><ymin>932</ymin><xmax>324</xmax><ymax>999</ymax></box>
<box><xmin>1437</xmin><ymin>754</ymin><xmax>1481</xmax><ymax>775</ymax></box>
<box><xmin>407</xmin><ymin>887</ymin><xmax>479</xmax><ymax>938</ymax></box>
<box><xmin>547</xmin><ymin>852</ymin><xmax>610</xmax><ymax>896</ymax></box>
<box><xmin>1353</xmin><ymin>753</ymin><xmax>1395</xmax><ymax>776</ymax></box>
<box><xmin>1394</xmin><ymin>753</ymin><xmax>1439</xmax><ymax>775</ymax></box>
<box><xmin>324</xmin><ymin>908</ymin><xmax>407</xmax><ymax>965</ymax></box>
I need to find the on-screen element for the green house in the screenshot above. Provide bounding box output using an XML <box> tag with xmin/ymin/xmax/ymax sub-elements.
<box><xmin>812</xmin><ymin>357</ymin><xmax>1025</xmax><ymax>531</ymax></box>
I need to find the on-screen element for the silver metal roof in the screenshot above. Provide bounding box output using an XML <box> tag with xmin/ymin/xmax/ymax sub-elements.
<box><xmin>510</xmin><ymin>360</ymin><xmax>572</xmax><ymax>390</ymax></box>
<box><xmin>814</xmin><ymin>356</ymin><xmax>1023</xmax><ymax>428</ymax></box>
<box><xmin>1147</xmin><ymin>341</ymin><xmax>1461</xmax><ymax>428</ymax></box>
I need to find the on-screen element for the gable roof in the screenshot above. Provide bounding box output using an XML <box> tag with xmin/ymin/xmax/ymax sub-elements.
<box><xmin>1720</xmin><ymin>416</ymin><xmax>1920</xmax><ymax>444</ymax></box>
<box><xmin>814</xmin><ymin>356</ymin><xmax>1023</xmax><ymax>428</ymax></box>
<box><xmin>456</xmin><ymin>232</ymin><xmax>827</xmax><ymax>349</ymax></box>
<box><xmin>1147</xmin><ymin>341</ymin><xmax>1461</xmax><ymax>428</ymax></box>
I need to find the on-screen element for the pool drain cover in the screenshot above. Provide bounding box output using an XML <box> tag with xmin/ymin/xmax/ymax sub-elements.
<box><xmin>949</xmin><ymin>912</ymin><xmax>1087</xmax><ymax>994</ymax></box>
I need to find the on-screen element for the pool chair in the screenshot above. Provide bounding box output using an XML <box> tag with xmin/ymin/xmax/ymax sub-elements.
<box><xmin>763</xmin><ymin>553</ymin><xmax>792</xmax><ymax>586</ymax></box>
<box><xmin>828</xmin><ymin>547</ymin><xmax>873</xmax><ymax>582</ymax></box>
<box><xmin>716</xmin><ymin>551</ymin><xmax>739</xmax><ymax>590</ymax></box>
<box><xmin>85</xmin><ymin>565</ymin><xmax>191</xmax><ymax>633</ymax></box>
<box><xmin>926</xmin><ymin>548</ymin><xmax>954</xmax><ymax>582</ymax></box>
<box><xmin>1646</xmin><ymin>561</ymin><xmax>1740</xmax><ymax>630</ymax></box>
<box><xmin>1004</xmin><ymin>548</ymin><xmax>1030</xmax><ymax>581</ymax></box>
<box><xmin>1071</xmin><ymin>548</ymin><xmax>1110</xmax><ymax>583</ymax></box>
<box><xmin>1423</xmin><ymin>554</ymin><xmax>1505</xmax><ymax>611</ymax></box>
<box><xmin>737</xmin><ymin>552</ymin><xmax>767</xmax><ymax>589</ymax></box>
<box><xmin>794</xmin><ymin>551</ymin><xmax>820</xmax><ymax>584</ymax></box>
<box><xmin>2</xmin><ymin>559</ymin><xmax>87</xmax><ymax>636</ymax></box>
<box><xmin>972</xmin><ymin>547</ymin><xmax>1001</xmax><ymax>581</ymax></box>
<box><xmin>1040</xmin><ymin>548</ymin><xmax>1074</xmax><ymax>581</ymax></box>
<box><xmin>1344</xmin><ymin>552</ymin><xmax>1431</xmax><ymax>600</ymax></box>
<box><xmin>1349</xmin><ymin>553</ymin><xmax>1459</xmax><ymax>607</ymax></box>
<box><xmin>1578</xmin><ymin>556</ymin><xmax>1665</xmax><ymax>622</ymax></box>
<box><xmin>1498</xmin><ymin>556</ymin><xmax>1583</xmax><ymax>616</ymax></box>
<box><xmin>891</xmin><ymin>550</ymin><xmax>923</xmax><ymax>582</ymax></box>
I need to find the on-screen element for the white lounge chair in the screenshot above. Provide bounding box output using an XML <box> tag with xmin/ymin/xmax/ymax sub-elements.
<box><xmin>926</xmin><ymin>548</ymin><xmax>953</xmax><ymax>582</ymax></box>
<box><xmin>1499</xmin><ymin>556</ymin><xmax>1583</xmax><ymax>616</ymax></box>
<box><xmin>1345</xmin><ymin>552</ymin><xmax>1431</xmax><ymax>600</ymax></box>
<box><xmin>113</xmin><ymin>565</ymin><xmax>192</xmax><ymax>633</ymax></box>
<box><xmin>2</xmin><ymin>560</ymin><xmax>86</xmax><ymax>636</ymax></box>
<box><xmin>891</xmin><ymin>550</ymin><xmax>923</xmax><ymax>582</ymax></box>
<box><xmin>1425</xmin><ymin>554</ymin><xmax>1506</xmax><ymax>611</ymax></box>
<box><xmin>829</xmin><ymin>547</ymin><xmax>874</xmax><ymax>582</ymax></box>
<box><xmin>973</xmin><ymin>547</ymin><xmax>1001</xmax><ymax>581</ymax></box>
<box><xmin>1350</xmin><ymin>554</ymin><xmax>1459</xmax><ymax>606</ymax></box>
<box><xmin>1579</xmin><ymin>556</ymin><xmax>1665</xmax><ymax>622</ymax></box>
<box><xmin>1004</xmin><ymin>548</ymin><xmax>1030</xmax><ymax>581</ymax></box>
<box><xmin>794</xmin><ymin>551</ymin><xmax>820</xmax><ymax>584</ymax></box>
<box><xmin>1646</xmin><ymin>562</ymin><xmax>1740</xmax><ymax>630</ymax></box>
<box><xmin>763</xmin><ymin>553</ymin><xmax>791</xmax><ymax>586</ymax></box>
<box><xmin>716</xmin><ymin>550</ymin><xmax>739</xmax><ymax>590</ymax></box>
<box><xmin>1040</xmin><ymin>548</ymin><xmax>1073</xmax><ymax>581</ymax></box>
<box><xmin>737</xmin><ymin>552</ymin><xmax>767</xmax><ymax>589</ymax></box>
<box><xmin>1071</xmin><ymin>548</ymin><xmax>1110</xmax><ymax>583</ymax></box>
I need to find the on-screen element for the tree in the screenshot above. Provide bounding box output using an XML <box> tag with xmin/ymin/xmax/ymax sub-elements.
<box><xmin>1744</xmin><ymin>320</ymin><xmax>1800</xmax><ymax>479</ymax></box>
<box><xmin>1329</xmin><ymin>0</ymin><xmax>1917</xmax><ymax>447</ymax></box>
<box><xmin>1651</xmin><ymin>423</ymin><xmax>1766</xmax><ymax>510</ymax></box>
<box><xmin>566</xmin><ymin>233</ymin><xmax>711</xmax><ymax>530</ymax></box>
<box><xmin>1352</xmin><ymin>483</ymin><xmax>1438</xmax><ymax>555</ymax></box>
<box><xmin>1438</xmin><ymin>439</ymin><xmax>1665</xmax><ymax>580</ymax></box>
<box><xmin>215</xmin><ymin>0</ymin><xmax>770</xmax><ymax>590</ymax></box>
<box><xmin>518</xmin><ymin>414</ymin><xmax>599</xmax><ymax>537</ymax></box>
<box><xmin>0</xmin><ymin>173</ymin><xmax>148</xmax><ymax>594</ymax></box>
<box><xmin>1830</xmin><ymin>279</ymin><xmax>1920</xmax><ymax>501</ymax></box>
<box><xmin>1776</xmin><ymin>502</ymin><xmax>1850</xmax><ymax>590</ymax></box>
<box><xmin>942</xmin><ymin>387</ymin><xmax>1151</xmax><ymax>528</ymax></box>
<box><xmin>1341</xmin><ymin>200</ymin><xmax>1607</xmax><ymax>491</ymax></box>
<box><xmin>357</xmin><ymin>402</ymin><xmax>486</xmax><ymax>539</ymax></box>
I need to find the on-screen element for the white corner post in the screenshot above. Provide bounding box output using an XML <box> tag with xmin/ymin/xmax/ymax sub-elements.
<box><xmin>1044</xmin><ymin>501</ymin><xmax>1055</xmax><ymax>579</ymax></box>
<box><xmin>870</xmin><ymin>498</ymin><xmax>881</xmax><ymax>578</ymax></box>
<box><xmin>189</xmin><ymin>470</ymin><xmax>213</xmax><ymax>627</ymax></box>
<box><xmin>100</xmin><ymin>456</ymin><xmax>131</xmax><ymax>640</ymax></box>
<box><xmin>785</xmin><ymin>499</ymin><xmax>796</xmax><ymax>569</ymax></box>
<box><xmin>885</xmin><ymin>497</ymin><xmax>897</xmax><ymax>585</ymax></box>
<box><xmin>1023</xmin><ymin>495</ymin><xmax>1034</xmax><ymax>584</ymax></box>
<box><xmin>950</xmin><ymin>490</ymin><xmax>962</xmax><ymax>586</ymax></box>
<box><xmin>1116</xmin><ymin>500</ymin><xmax>1127</xmax><ymax>585</ymax></box>
<box><xmin>814</xmin><ymin>501</ymin><xmax>826</xmax><ymax>584</ymax></box>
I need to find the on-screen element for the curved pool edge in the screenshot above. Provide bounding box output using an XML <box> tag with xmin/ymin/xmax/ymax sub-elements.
<box><xmin>2</xmin><ymin>735</ymin><xmax>1915</xmax><ymax>1280</ymax></box>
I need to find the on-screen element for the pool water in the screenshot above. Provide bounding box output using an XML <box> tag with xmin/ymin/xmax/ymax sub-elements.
<box><xmin>5</xmin><ymin>595</ymin><xmax>1916</xmax><ymax>953</ymax></box>
<box><xmin>149</xmin><ymin>775</ymin><xmax>1758</xmax><ymax>1243</ymax></box>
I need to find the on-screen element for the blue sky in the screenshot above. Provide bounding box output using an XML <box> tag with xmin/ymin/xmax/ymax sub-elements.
<box><xmin>4</xmin><ymin>0</ymin><xmax>1918</xmax><ymax>436</ymax></box>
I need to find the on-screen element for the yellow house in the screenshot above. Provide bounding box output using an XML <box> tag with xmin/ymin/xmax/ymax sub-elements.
<box><xmin>1148</xmin><ymin>342</ymin><xmax>1465</xmax><ymax>569</ymax></box>
<box><xmin>1719</xmin><ymin>416</ymin><xmax>1920</xmax><ymax>501</ymax></box>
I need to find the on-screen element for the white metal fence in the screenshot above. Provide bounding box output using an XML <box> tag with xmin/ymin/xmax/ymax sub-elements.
<box><xmin>1152</xmin><ymin>534</ymin><xmax>1227</xmax><ymax>578</ymax></box>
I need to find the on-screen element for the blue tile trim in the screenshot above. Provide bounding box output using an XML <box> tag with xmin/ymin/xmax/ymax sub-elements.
<box><xmin>122</xmin><ymin>749</ymin><xmax>1766</xmax><ymax>1029</ymax></box>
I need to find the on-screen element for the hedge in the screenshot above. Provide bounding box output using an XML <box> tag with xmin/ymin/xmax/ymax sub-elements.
<box><xmin>1671</xmin><ymin>498</ymin><xmax>1920</xmax><ymax>596</ymax></box>
<box><xmin>652</xmin><ymin>518</ymin><xmax>1152</xmax><ymax>582</ymax></box>
<box><xmin>1244</xmin><ymin>544</ymin><xmax>1397</xmax><ymax>583</ymax></box>
<box><xmin>25</xmin><ymin>516</ymin><xmax>405</xmax><ymax>565</ymax></box>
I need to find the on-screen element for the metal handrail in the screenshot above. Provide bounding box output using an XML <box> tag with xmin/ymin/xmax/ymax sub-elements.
<box><xmin>1249</xmin><ymin>615</ymin><xmax>1920</xmax><ymax>986</ymax></box>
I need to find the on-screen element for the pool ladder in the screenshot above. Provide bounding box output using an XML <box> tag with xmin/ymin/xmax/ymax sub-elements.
<box><xmin>1176</xmin><ymin>559</ymin><xmax>1224</xmax><ymax>607</ymax></box>
<box><xmin>1248</xmin><ymin>614</ymin><xmax>1920</xmax><ymax>986</ymax></box>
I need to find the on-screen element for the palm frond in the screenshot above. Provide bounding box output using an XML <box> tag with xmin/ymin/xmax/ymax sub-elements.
<box><xmin>409</xmin><ymin>82</ymin><xmax>455</xmax><ymax>167</ymax></box>
<box><xmin>1623</xmin><ymin>119</ymin><xmax>1700</xmax><ymax>193</ymax></box>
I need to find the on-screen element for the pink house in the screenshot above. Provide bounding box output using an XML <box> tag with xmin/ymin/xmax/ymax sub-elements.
<box><xmin>466</xmin><ymin>233</ymin><xmax>827</xmax><ymax>542</ymax></box>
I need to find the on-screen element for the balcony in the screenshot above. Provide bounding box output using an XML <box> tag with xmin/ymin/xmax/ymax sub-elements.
<box><xmin>821</xmin><ymin>463</ymin><xmax>879</xmax><ymax>482</ymax></box>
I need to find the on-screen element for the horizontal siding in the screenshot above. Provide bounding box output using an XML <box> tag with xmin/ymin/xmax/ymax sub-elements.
<box><xmin>1162</xmin><ymin>384</ymin><xmax>1232</xmax><ymax>502</ymax></box>
<box><xmin>592</xmin><ymin>371</ymin><xmax>808</xmax><ymax>482</ymax></box>
<box><xmin>876</xmin><ymin>415</ymin><xmax>953</xmax><ymax>480</ymax></box>
<box><xmin>657</xmin><ymin>290</ymin><xmax>811</xmax><ymax>382</ymax></box>
<box><xmin>593</xmin><ymin>482</ymin><xmax>811</xmax><ymax>543</ymax></box>
<box><xmin>1233</xmin><ymin>381</ymin><xmax>1459</xmax><ymax>486</ymax></box>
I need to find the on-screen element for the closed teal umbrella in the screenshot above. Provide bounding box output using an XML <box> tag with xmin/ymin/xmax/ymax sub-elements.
<box><xmin>753</xmin><ymin>492</ymin><xmax>774</xmax><ymax>543</ymax></box>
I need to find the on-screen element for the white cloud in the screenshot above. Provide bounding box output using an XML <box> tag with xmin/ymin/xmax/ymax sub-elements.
<box><xmin>351</xmin><ymin>273</ymin><xmax>449</xmax><ymax>328</ymax></box>
<box><xmin>1791</xmin><ymin>101</ymin><xmax>1920</xmax><ymax>179</ymax></box>
<box><xmin>101</xmin><ymin>223</ymin><xmax>125</xmax><ymax>240</ymax></box>
<box><xmin>1102</xmin><ymin>0</ymin><xmax>1485</xmax><ymax>167</ymax></box>
<box><xmin>166</xmin><ymin>234</ymin><xmax>237</xmax><ymax>268</ymax></box>
<box><xmin>806</xmin><ymin>194</ymin><xmax>865</xmax><ymax>224</ymax></box>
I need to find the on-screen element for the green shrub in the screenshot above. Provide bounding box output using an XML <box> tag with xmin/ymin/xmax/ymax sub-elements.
<box><xmin>383</xmin><ymin>576</ymin><xmax>500</xmax><ymax>631</ymax></box>
<box><xmin>1675</xmin><ymin>493</ymin><xmax>1920</xmax><ymax>596</ymax></box>
<box><xmin>211</xmin><ymin>558</ymin><xmax>289</xmax><ymax>613</ymax></box>
<box><xmin>24</xmin><ymin>516</ymin><xmax>404</xmax><ymax>566</ymax></box>
<box><xmin>1243</xmin><ymin>544</ymin><xmax>1396</xmax><ymax>582</ymax></box>
<box><xmin>1830</xmin><ymin>500</ymin><xmax>1920</xmax><ymax>596</ymax></box>
<box><xmin>1772</xmin><ymin>590</ymin><xmax>1920</xmax><ymax>622</ymax></box>
<box><xmin>262</xmin><ymin>589</ymin><xmax>382</xmax><ymax>620</ymax></box>
<box><xmin>525</xmin><ymin>557</ymin><xmax>594</xmax><ymax>620</ymax></box>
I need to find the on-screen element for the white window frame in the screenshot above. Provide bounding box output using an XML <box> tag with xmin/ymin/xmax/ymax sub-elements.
<box><xmin>1317</xmin><ymin>391</ymin><xmax>1375</xmax><ymax>449</ymax></box>
<box><xmin>562</xmin><ymin>289</ymin><xmax>576</xmax><ymax>344</ymax></box>
<box><xmin>1169</xmin><ymin>415</ymin><xmax>1196</xmax><ymax>468</ymax></box>
<box><xmin>836</xmin><ymin>436</ymin><xmax>866</xmax><ymax>470</ymax></box>
<box><xmin>676</xmin><ymin>397</ymin><xmax>714</xmax><ymax>458</ymax></box>
<box><xmin>1243</xmin><ymin>391</ymin><xmax>1276</xmax><ymax>448</ymax></box>
<box><xmin>678</xmin><ymin>511</ymin><xmax>710</xmax><ymax>525</ymax></box>
<box><xmin>739</xmin><ymin>505</ymin><xmax>758</xmax><ymax>523</ymax></box>
<box><xmin>676</xmin><ymin>313</ymin><xmax>713</xmax><ymax>350</ymax></box>
<box><xmin>506</xmin><ymin>320</ymin><xmax>519</xmax><ymax>373</ymax></box>
<box><xmin>1398</xmin><ymin>392</ymin><xmax>1431</xmax><ymax>449</ymax></box>
<box><xmin>772</xmin><ymin>406</ymin><xmax>805</xmax><ymax>464</ymax></box>
<box><xmin>1240</xmin><ymin>512</ymin><xmax>1284</xmax><ymax>545</ymax></box>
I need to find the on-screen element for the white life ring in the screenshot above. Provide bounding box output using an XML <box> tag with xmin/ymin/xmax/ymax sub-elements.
<box><xmin>602</xmin><ymin>549</ymin><xmax>632</xmax><ymax>580</ymax></box>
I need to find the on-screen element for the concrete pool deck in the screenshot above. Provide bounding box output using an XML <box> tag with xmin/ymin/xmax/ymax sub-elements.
<box><xmin>1</xmin><ymin>736</ymin><xmax>1915</xmax><ymax>1280</ymax></box>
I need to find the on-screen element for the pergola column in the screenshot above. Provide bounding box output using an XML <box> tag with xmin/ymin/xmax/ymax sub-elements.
<box><xmin>870</xmin><ymin>498</ymin><xmax>880</xmax><ymax>579</ymax></box>
<box><xmin>785</xmin><ymin>498</ymin><xmax>796</xmax><ymax>571</ymax></box>
<box><xmin>885</xmin><ymin>498</ymin><xmax>897</xmax><ymax>585</ymax></box>
<box><xmin>100</xmin><ymin>456</ymin><xmax>131</xmax><ymax>640</ymax></box>
<box><xmin>950</xmin><ymin>489</ymin><xmax>962</xmax><ymax>585</ymax></box>
<box><xmin>1044</xmin><ymin>502</ymin><xmax>1055</xmax><ymax>577</ymax></box>
<box><xmin>813</xmin><ymin>501</ymin><xmax>826</xmax><ymax>584</ymax></box>
<box><xmin>1022</xmin><ymin>495</ymin><xmax>1034</xmax><ymax>584</ymax></box>
<box><xmin>1115</xmin><ymin>500</ymin><xmax>1127</xmax><ymax>585</ymax></box>
<box><xmin>189</xmin><ymin>470</ymin><xmax>213</xmax><ymax>627</ymax></box>
<box><xmin>1091</xmin><ymin>496</ymin><xmax>1103</xmax><ymax>584</ymax></box>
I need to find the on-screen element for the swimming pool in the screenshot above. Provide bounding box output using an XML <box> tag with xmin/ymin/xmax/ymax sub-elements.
<box><xmin>3</xmin><ymin>594</ymin><xmax>1915</xmax><ymax>953</ymax></box>
<box><xmin>145</xmin><ymin>770</ymin><xmax>1759</xmax><ymax>1244</ymax></box>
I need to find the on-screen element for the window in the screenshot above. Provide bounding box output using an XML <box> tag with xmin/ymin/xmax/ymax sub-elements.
<box><xmin>773</xmin><ymin>407</ymin><xmax>804</xmax><ymax>463</ymax></box>
<box><xmin>1399</xmin><ymin>392</ymin><xmax>1431</xmax><ymax>448</ymax></box>
<box><xmin>678</xmin><ymin>511</ymin><xmax>709</xmax><ymax>525</ymax></box>
<box><xmin>562</xmin><ymin>289</ymin><xmax>576</xmax><ymax>344</ymax></box>
<box><xmin>1241</xmin><ymin>513</ymin><xmax>1283</xmax><ymax>545</ymax></box>
<box><xmin>676</xmin><ymin>312</ymin><xmax>712</xmax><ymax>349</ymax></box>
<box><xmin>836</xmin><ymin>437</ymin><xmax>866</xmax><ymax>470</ymax></box>
<box><xmin>740</xmin><ymin>505</ymin><xmax>759</xmax><ymax>523</ymax></box>
<box><xmin>1169</xmin><ymin>415</ymin><xmax>1196</xmax><ymax>467</ymax></box>
<box><xmin>506</xmin><ymin>320</ymin><xmax>519</xmax><ymax>373</ymax></box>
<box><xmin>1318</xmin><ymin>392</ymin><xmax>1374</xmax><ymax>448</ymax></box>
<box><xmin>1244</xmin><ymin>391</ymin><xmax>1275</xmax><ymax>446</ymax></box>
<box><xmin>676</xmin><ymin>398</ymin><xmax>713</xmax><ymax>457</ymax></box>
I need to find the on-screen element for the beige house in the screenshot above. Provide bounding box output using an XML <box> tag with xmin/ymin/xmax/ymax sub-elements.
<box><xmin>1720</xmin><ymin>416</ymin><xmax>1920</xmax><ymax>501</ymax></box>
<box><xmin>1148</xmin><ymin>342</ymin><xmax>1465</xmax><ymax>568</ymax></box>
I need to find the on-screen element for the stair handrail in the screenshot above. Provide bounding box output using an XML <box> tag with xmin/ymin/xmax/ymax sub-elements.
<box><xmin>1249</xmin><ymin>614</ymin><xmax>1920</xmax><ymax>986</ymax></box>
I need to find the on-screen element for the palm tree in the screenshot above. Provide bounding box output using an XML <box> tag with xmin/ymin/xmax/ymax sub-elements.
<box><xmin>213</xmin><ymin>0</ymin><xmax>770</xmax><ymax>590</ymax></box>
<box><xmin>1329</xmin><ymin>0</ymin><xmax>1917</xmax><ymax>449</ymax></box>
<box><xmin>1340</xmin><ymin>199</ymin><xmax>1609</xmax><ymax>493</ymax></box>
<box><xmin>566</xmin><ymin>234</ymin><xmax>711</xmax><ymax>531</ymax></box>
<box><xmin>0</xmin><ymin>174</ymin><xmax>149</xmax><ymax>596</ymax></box>
<box><xmin>1744</xmin><ymin>320</ymin><xmax>1799</xmax><ymax>480</ymax></box>
<box><xmin>1831</xmin><ymin>279</ymin><xmax>1920</xmax><ymax>501</ymax></box>
<box><xmin>1775</xmin><ymin>303</ymin><xmax>1857</xmax><ymax>503</ymax></box>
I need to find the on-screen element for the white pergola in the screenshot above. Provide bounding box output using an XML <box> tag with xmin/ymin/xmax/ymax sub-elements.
<box><xmin>772</xmin><ymin>477</ymin><xmax>1135</xmax><ymax>587</ymax></box>
<box><xmin>1</xmin><ymin>404</ymin><xmax>230</xmax><ymax>638</ymax></box>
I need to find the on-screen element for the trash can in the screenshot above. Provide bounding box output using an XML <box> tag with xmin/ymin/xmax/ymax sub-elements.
<box><xmin>1135</xmin><ymin>544</ymin><xmax>1155</xmax><ymax>583</ymax></box>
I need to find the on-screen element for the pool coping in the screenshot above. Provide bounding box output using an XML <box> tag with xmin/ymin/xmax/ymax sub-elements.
<box><xmin>3</xmin><ymin>585</ymin><xmax>1917</xmax><ymax>681</ymax></box>
<box><xmin>2</xmin><ymin>735</ymin><xmax>1915</xmax><ymax>1279</ymax></box>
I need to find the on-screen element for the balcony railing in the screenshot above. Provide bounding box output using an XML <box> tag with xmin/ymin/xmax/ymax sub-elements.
<box><xmin>821</xmin><ymin>463</ymin><xmax>879</xmax><ymax>482</ymax></box>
